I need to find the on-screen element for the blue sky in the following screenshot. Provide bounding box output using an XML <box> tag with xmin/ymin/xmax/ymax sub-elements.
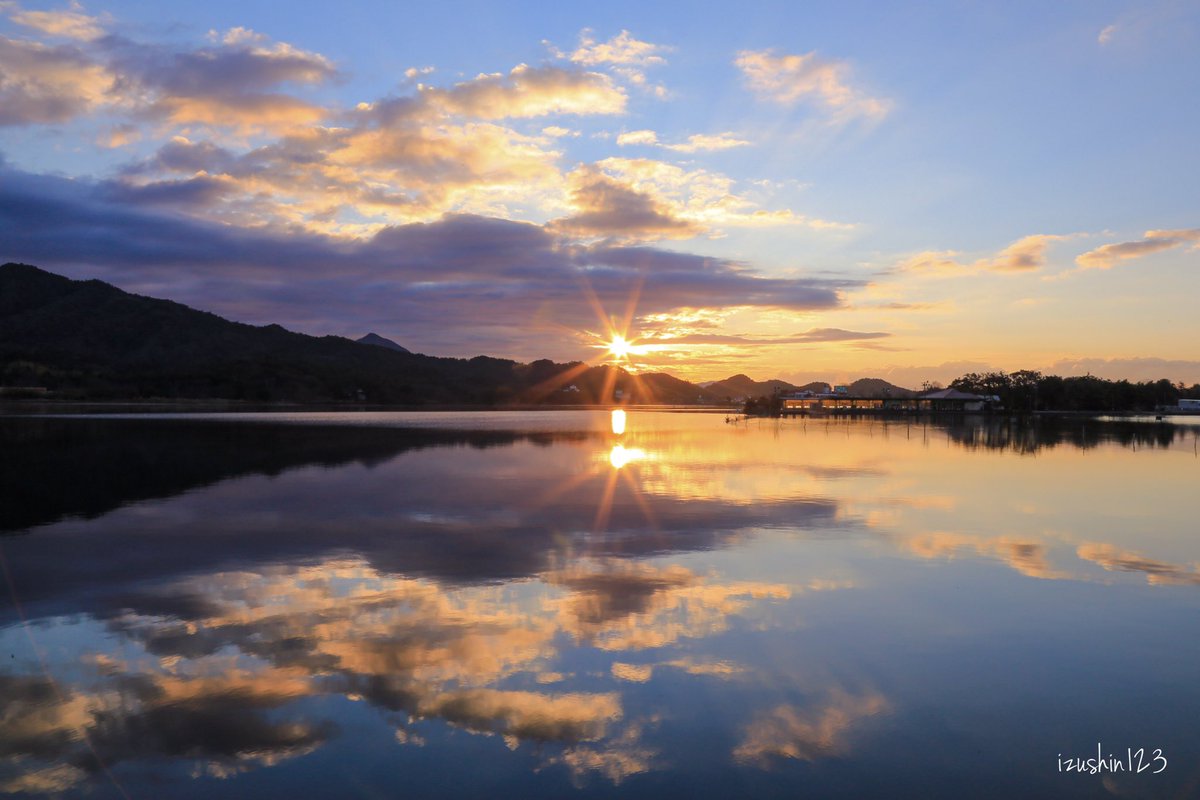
<box><xmin>2</xmin><ymin>0</ymin><xmax>1198</xmax><ymax>384</ymax></box>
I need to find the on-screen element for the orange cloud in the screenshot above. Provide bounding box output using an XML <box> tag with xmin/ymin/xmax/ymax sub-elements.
<box><xmin>616</xmin><ymin>128</ymin><xmax>659</xmax><ymax>146</ymax></box>
<box><xmin>0</xmin><ymin>662</ymin><xmax>333</xmax><ymax>792</ymax></box>
<box><xmin>6</xmin><ymin>2</ymin><xmax>105</xmax><ymax>40</ymax></box>
<box><xmin>735</xmin><ymin>48</ymin><xmax>889</xmax><ymax>121</ymax></box>
<box><xmin>546</xmin><ymin>560</ymin><xmax>791</xmax><ymax>651</ymax></box>
<box><xmin>551</xmin><ymin>164</ymin><xmax>703</xmax><ymax>242</ymax></box>
<box><xmin>664</xmin><ymin>132</ymin><xmax>751</xmax><ymax>153</ymax></box>
<box><xmin>1076</xmin><ymin>543</ymin><xmax>1200</xmax><ymax>585</ymax></box>
<box><xmin>567</xmin><ymin>29</ymin><xmax>669</xmax><ymax>68</ymax></box>
<box><xmin>554</xmin><ymin>29</ymin><xmax>671</xmax><ymax>97</ymax></box>
<box><xmin>542</xmin><ymin>725</ymin><xmax>657</xmax><ymax>785</ymax></box>
<box><xmin>126</xmin><ymin>62</ymin><xmax>631</xmax><ymax>230</ymax></box>
<box><xmin>151</xmin><ymin>93</ymin><xmax>327</xmax><ymax>130</ymax></box>
<box><xmin>974</xmin><ymin>234</ymin><xmax>1066</xmax><ymax>271</ymax></box>
<box><xmin>420</xmin><ymin>688</ymin><xmax>622</xmax><ymax>743</ymax></box>
<box><xmin>0</xmin><ymin>21</ymin><xmax>337</xmax><ymax>133</ymax></box>
<box><xmin>569</xmin><ymin>156</ymin><xmax>842</xmax><ymax>237</ymax></box>
<box><xmin>660</xmin><ymin>658</ymin><xmax>747</xmax><ymax>678</ymax></box>
<box><xmin>423</xmin><ymin>64</ymin><xmax>626</xmax><ymax>119</ymax></box>
<box><xmin>893</xmin><ymin>249</ymin><xmax>963</xmax><ymax>273</ymax></box>
<box><xmin>897</xmin><ymin>234</ymin><xmax>1068</xmax><ymax>274</ymax></box>
<box><xmin>611</xmin><ymin>662</ymin><xmax>654</xmax><ymax>682</ymax></box>
<box><xmin>733</xmin><ymin>690</ymin><xmax>890</xmax><ymax>766</ymax></box>
<box><xmin>1075</xmin><ymin>228</ymin><xmax>1200</xmax><ymax>269</ymax></box>
<box><xmin>616</xmin><ymin>129</ymin><xmax>752</xmax><ymax>153</ymax></box>
<box><xmin>0</xmin><ymin>36</ymin><xmax>113</xmax><ymax>125</ymax></box>
<box><xmin>902</xmin><ymin>531</ymin><xmax>1066</xmax><ymax>580</ymax></box>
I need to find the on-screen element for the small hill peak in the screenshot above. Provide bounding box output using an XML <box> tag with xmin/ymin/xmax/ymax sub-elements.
<box><xmin>356</xmin><ymin>332</ymin><xmax>410</xmax><ymax>354</ymax></box>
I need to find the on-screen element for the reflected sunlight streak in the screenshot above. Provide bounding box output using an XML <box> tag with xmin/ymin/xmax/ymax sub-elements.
<box><xmin>608</xmin><ymin>444</ymin><xmax>647</xmax><ymax>470</ymax></box>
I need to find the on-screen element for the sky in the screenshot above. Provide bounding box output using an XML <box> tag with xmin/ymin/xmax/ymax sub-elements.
<box><xmin>1</xmin><ymin>0</ymin><xmax>1198</xmax><ymax>386</ymax></box>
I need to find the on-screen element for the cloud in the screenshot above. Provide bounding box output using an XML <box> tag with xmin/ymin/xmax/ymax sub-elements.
<box><xmin>617</xmin><ymin>129</ymin><xmax>751</xmax><ymax>153</ymax></box>
<box><xmin>1075</xmin><ymin>228</ymin><xmax>1200</xmax><ymax>269</ymax></box>
<box><xmin>420</xmin><ymin>689</ymin><xmax>622</xmax><ymax>742</ymax></box>
<box><xmin>546</xmin><ymin>560</ymin><xmax>791</xmax><ymax>651</ymax></box>
<box><xmin>121</xmin><ymin>29</ymin><xmax>336</xmax><ymax>95</ymax></box>
<box><xmin>404</xmin><ymin>65</ymin><xmax>434</xmax><ymax>79</ymax></box>
<box><xmin>567</xmin><ymin>29</ymin><xmax>668</xmax><ymax>68</ymax></box>
<box><xmin>0</xmin><ymin>764</ymin><xmax>89</xmax><ymax>794</ymax></box>
<box><xmin>325</xmin><ymin>121</ymin><xmax>564</xmax><ymax>221</ymax></box>
<box><xmin>6</xmin><ymin>1</ymin><xmax>105</xmax><ymax>40</ymax></box>
<box><xmin>897</xmin><ymin>234</ymin><xmax>1068</xmax><ymax>273</ymax></box>
<box><xmin>554</xmin><ymin>29</ymin><xmax>671</xmax><ymax>97</ymax></box>
<box><xmin>0</xmin><ymin>35</ymin><xmax>113</xmax><ymax>125</ymax></box>
<box><xmin>0</xmin><ymin>544</ymin><xmax>804</xmax><ymax>790</ymax></box>
<box><xmin>123</xmin><ymin>117</ymin><xmax>564</xmax><ymax>232</ymax></box>
<box><xmin>543</xmin><ymin>726</ymin><xmax>656</xmax><ymax>785</ymax></box>
<box><xmin>111</xmin><ymin>65</ymin><xmax>627</xmax><ymax>231</ymax></box>
<box><xmin>551</xmin><ymin>164</ymin><xmax>703</xmax><ymax>241</ymax></box>
<box><xmin>98</xmin><ymin>121</ymin><xmax>140</xmax><ymax>148</ymax></box>
<box><xmin>419</xmin><ymin>63</ymin><xmax>626</xmax><ymax>119</ymax></box>
<box><xmin>974</xmin><ymin>234</ymin><xmax>1065</xmax><ymax>272</ymax></box>
<box><xmin>793</xmin><ymin>327</ymin><xmax>889</xmax><ymax>343</ymax></box>
<box><xmin>638</xmin><ymin>328</ymin><xmax>889</xmax><ymax>347</ymax></box>
<box><xmin>734</xmin><ymin>49</ymin><xmax>889</xmax><ymax>121</ymax></box>
<box><xmin>104</xmin><ymin>31</ymin><xmax>337</xmax><ymax>131</ymax></box>
<box><xmin>582</xmin><ymin>156</ymin><xmax>846</xmax><ymax>234</ymax></box>
<box><xmin>0</xmin><ymin>22</ymin><xmax>337</xmax><ymax>131</ymax></box>
<box><xmin>617</xmin><ymin>129</ymin><xmax>658</xmax><ymax>146</ymax></box>
<box><xmin>0</xmin><ymin>14</ymin><xmax>833</xmax><ymax>276</ymax></box>
<box><xmin>733</xmin><ymin>690</ymin><xmax>889</xmax><ymax>767</ymax></box>
<box><xmin>0</xmin><ymin>666</ymin><xmax>334</xmax><ymax>792</ymax></box>
<box><xmin>664</xmin><ymin>132</ymin><xmax>751</xmax><ymax>153</ymax></box>
<box><xmin>659</xmin><ymin>658</ymin><xmax>746</xmax><ymax>678</ymax></box>
<box><xmin>0</xmin><ymin>15</ymin><xmax>851</xmax><ymax>357</ymax></box>
<box><xmin>0</xmin><ymin>163</ymin><xmax>858</xmax><ymax>358</ymax></box>
<box><xmin>1076</xmin><ymin>543</ymin><xmax>1200</xmax><ymax>586</ymax></box>
<box><xmin>103</xmin><ymin>174</ymin><xmax>233</xmax><ymax>208</ymax></box>
<box><xmin>150</xmin><ymin>92</ymin><xmax>328</xmax><ymax>130</ymax></box>
<box><xmin>902</xmin><ymin>532</ymin><xmax>1066</xmax><ymax>580</ymax></box>
<box><xmin>1098</xmin><ymin>24</ymin><xmax>1118</xmax><ymax>44</ymax></box>
<box><xmin>893</xmin><ymin>250</ymin><xmax>963</xmax><ymax>273</ymax></box>
<box><xmin>611</xmin><ymin>662</ymin><xmax>653</xmax><ymax>682</ymax></box>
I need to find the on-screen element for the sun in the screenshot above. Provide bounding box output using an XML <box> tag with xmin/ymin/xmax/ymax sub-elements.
<box><xmin>607</xmin><ymin>334</ymin><xmax>634</xmax><ymax>360</ymax></box>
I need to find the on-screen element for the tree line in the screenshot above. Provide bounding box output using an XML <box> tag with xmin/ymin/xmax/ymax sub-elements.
<box><xmin>948</xmin><ymin>371</ymin><xmax>1200</xmax><ymax>412</ymax></box>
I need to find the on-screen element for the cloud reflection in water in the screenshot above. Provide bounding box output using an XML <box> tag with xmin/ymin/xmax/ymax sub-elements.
<box><xmin>2</xmin><ymin>411</ymin><xmax>1198</xmax><ymax>796</ymax></box>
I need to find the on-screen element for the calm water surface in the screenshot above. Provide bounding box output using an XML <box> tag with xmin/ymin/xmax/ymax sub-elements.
<box><xmin>2</xmin><ymin>411</ymin><xmax>1199</xmax><ymax>798</ymax></box>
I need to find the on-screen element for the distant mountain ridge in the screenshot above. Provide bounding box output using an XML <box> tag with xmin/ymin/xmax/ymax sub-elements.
<box><xmin>0</xmin><ymin>263</ymin><xmax>715</xmax><ymax>404</ymax></box>
<box><xmin>703</xmin><ymin>373</ymin><xmax>916</xmax><ymax>400</ymax></box>
<box><xmin>0</xmin><ymin>263</ymin><xmax>916</xmax><ymax>404</ymax></box>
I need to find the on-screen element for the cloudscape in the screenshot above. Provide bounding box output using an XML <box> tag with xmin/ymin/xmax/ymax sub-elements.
<box><xmin>1</xmin><ymin>1</ymin><xmax>1197</xmax><ymax>383</ymax></box>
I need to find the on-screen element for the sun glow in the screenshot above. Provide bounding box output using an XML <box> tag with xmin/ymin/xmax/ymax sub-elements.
<box><xmin>608</xmin><ymin>444</ymin><xmax>647</xmax><ymax>469</ymax></box>
<box><xmin>608</xmin><ymin>334</ymin><xmax>634</xmax><ymax>360</ymax></box>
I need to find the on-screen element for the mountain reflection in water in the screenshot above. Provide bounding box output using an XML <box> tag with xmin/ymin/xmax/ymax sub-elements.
<box><xmin>1</xmin><ymin>411</ymin><xmax>1198</xmax><ymax>799</ymax></box>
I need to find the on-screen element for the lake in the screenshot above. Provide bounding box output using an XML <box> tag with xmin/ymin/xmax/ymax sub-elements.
<box><xmin>2</xmin><ymin>410</ymin><xmax>1198</xmax><ymax>798</ymax></box>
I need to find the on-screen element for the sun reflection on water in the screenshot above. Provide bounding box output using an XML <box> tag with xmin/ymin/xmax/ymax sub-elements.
<box><xmin>608</xmin><ymin>444</ymin><xmax>646</xmax><ymax>470</ymax></box>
